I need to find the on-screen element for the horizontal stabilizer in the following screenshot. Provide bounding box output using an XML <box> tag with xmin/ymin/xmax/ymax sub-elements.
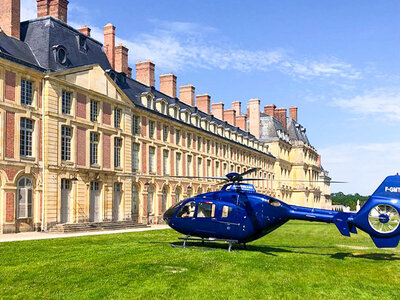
<box><xmin>333</xmin><ymin>212</ymin><xmax>352</xmax><ymax>237</ymax></box>
<box><xmin>370</xmin><ymin>235</ymin><xmax>400</xmax><ymax>248</ymax></box>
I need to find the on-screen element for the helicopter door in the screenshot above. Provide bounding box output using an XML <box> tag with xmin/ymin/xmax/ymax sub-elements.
<box><xmin>215</xmin><ymin>204</ymin><xmax>242</xmax><ymax>236</ymax></box>
<box><xmin>194</xmin><ymin>201</ymin><xmax>217</xmax><ymax>236</ymax></box>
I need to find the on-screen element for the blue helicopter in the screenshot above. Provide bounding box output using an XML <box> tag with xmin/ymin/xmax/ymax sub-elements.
<box><xmin>163</xmin><ymin>168</ymin><xmax>400</xmax><ymax>251</ymax></box>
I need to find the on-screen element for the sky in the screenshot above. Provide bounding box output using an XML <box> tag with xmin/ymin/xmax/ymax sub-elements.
<box><xmin>21</xmin><ymin>0</ymin><xmax>400</xmax><ymax>195</ymax></box>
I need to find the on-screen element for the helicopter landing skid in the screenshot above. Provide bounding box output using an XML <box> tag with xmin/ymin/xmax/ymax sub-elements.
<box><xmin>177</xmin><ymin>235</ymin><xmax>239</xmax><ymax>252</ymax></box>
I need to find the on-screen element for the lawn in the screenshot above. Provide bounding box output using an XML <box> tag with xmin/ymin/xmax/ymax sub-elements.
<box><xmin>0</xmin><ymin>221</ymin><xmax>399</xmax><ymax>299</ymax></box>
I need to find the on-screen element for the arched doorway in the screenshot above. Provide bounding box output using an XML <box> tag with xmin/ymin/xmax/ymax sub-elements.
<box><xmin>17</xmin><ymin>177</ymin><xmax>33</xmax><ymax>232</ymax></box>
<box><xmin>147</xmin><ymin>185</ymin><xmax>155</xmax><ymax>215</ymax></box>
<box><xmin>161</xmin><ymin>186</ymin><xmax>168</xmax><ymax>212</ymax></box>
<box><xmin>113</xmin><ymin>182</ymin><xmax>122</xmax><ymax>221</ymax></box>
<box><xmin>131</xmin><ymin>184</ymin><xmax>139</xmax><ymax>221</ymax></box>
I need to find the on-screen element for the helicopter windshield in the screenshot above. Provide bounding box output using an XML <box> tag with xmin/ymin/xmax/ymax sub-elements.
<box><xmin>176</xmin><ymin>201</ymin><xmax>196</xmax><ymax>218</ymax></box>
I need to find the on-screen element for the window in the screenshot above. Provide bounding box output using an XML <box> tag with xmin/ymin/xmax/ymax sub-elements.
<box><xmin>187</xmin><ymin>155</ymin><xmax>192</xmax><ymax>176</ymax></box>
<box><xmin>197</xmin><ymin>158</ymin><xmax>202</xmax><ymax>176</ymax></box>
<box><xmin>176</xmin><ymin>201</ymin><xmax>196</xmax><ymax>218</ymax></box>
<box><xmin>61</xmin><ymin>125</ymin><xmax>72</xmax><ymax>161</ymax></box>
<box><xmin>163</xmin><ymin>150</ymin><xmax>169</xmax><ymax>175</ymax></box>
<box><xmin>132</xmin><ymin>185</ymin><xmax>139</xmax><ymax>215</ymax></box>
<box><xmin>206</xmin><ymin>160</ymin><xmax>211</xmax><ymax>177</ymax></box>
<box><xmin>114</xmin><ymin>108</ymin><xmax>122</xmax><ymax>128</ymax></box>
<box><xmin>222</xmin><ymin>205</ymin><xmax>232</xmax><ymax>218</ymax></box>
<box><xmin>176</xmin><ymin>153</ymin><xmax>181</xmax><ymax>176</ymax></box>
<box><xmin>175</xmin><ymin>129</ymin><xmax>181</xmax><ymax>145</ymax></box>
<box><xmin>20</xmin><ymin>118</ymin><xmax>33</xmax><ymax>157</ymax></box>
<box><xmin>161</xmin><ymin>102</ymin><xmax>166</xmax><ymax>114</ymax></box>
<box><xmin>216</xmin><ymin>161</ymin><xmax>220</xmax><ymax>176</ymax></box>
<box><xmin>149</xmin><ymin>147</ymin><xmax>155</xmax><ymax>173</ymax></box>
<box><xmin>90</xmin><ymin>132</ymin><xmax>99</xmax><ymax>165</ymax></box>
<box><xmin>21</xmin><ymin>79</ymin><xmax>33</xmax><ymax>106</ymax></box>
<box><xmin>173</xmin><ymin>108</ymin><xmax>178</xmax><ymax>118</ymax></box>
<box><xmin>207</xmin><ymin>140</ymin><xmax>210</xmax><ymax>153</ymax></box>
<box><xmin>149</xmin><ymin>121</ymin><xmax>155</xmax><ymax>138</ymax></box>
<box><xmin>187</xmin><ymin>133</ymin><xmax>192</xmax><ymax>148</ymax></box>
<box><xmin>223</xmin><ymin>163</ymin><xmax>227</xmax><ymax>175</ymax></box>
<box><xmin>114</xmin><ymin>138</ymin><xmax>122</xmax><ymax>168</ymax></box>
<box><xmin>223</xmin><ymin>145</ymin><xmax>227</xmax><ymax>157</ymax></box>
<box><xmin>62</xmin><ymin>90</ymin><xmax>72</xmax><ymax>114</ymax></box>
<box><xmin>147</xmin><ymin>96</ymin><xmax>152</xmax><ymax>109</ymax></box>
<box><xmin>147</xmin><ymin>185</ymin><xmax>154</xmax><ymax>214</ymax></box>
<box><xmin>162</xmin><ymin>125</ymin><xmax>168</xmax><ymax>142</ymax></box>
<box><xmin>17</xmin><ymin>177</ymin><xmax>33</xmax><ymax>218</ymax></box>
<box><xmin>131</xmin><ymin>143</ymin><xmax>140</xmax><ymax>172</ymax></box>
<box><xmin>90</xmin><ymin>100</ymin><xmax>98</xmax><ymax>122</ymax></box>
<box><xmin>162</xmin><ymin>187</ymin><xmax>168</xmax><ymax>212</ymax></box>
<box><xmin>132</xmin><ymin>115</ymin><xmax>140</xmax><ymax>135</ymax></box>
<box><xmin>215</xmin><ymin>143</ymin><xmax>219</xmax><ymax>155</ymax></box>
<box><xmin>197</xmin><ymin>136</ymin><xmax>202</xmax><ymax>151</ymax></box>
<box><xmin>197</xmin><ymin>202</ymin><xmax>215</xmax><ymax>218</ymax></box>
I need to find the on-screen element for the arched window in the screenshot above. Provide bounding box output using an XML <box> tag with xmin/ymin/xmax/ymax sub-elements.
<box><xmin>197</xmin><ymin>187</ymin><xmax>202</xmax><ymax>195</ymax></box>
<box><xmin>17</xmin><ymin>177</ymin><xmax>33</xmax><ymax>218</ymax></box>
<box><xmin>147</xmin><ymin>186</ymin><xmax>154</xmax><ymax>215</ymax></box>
<box><xmin>132</xmin><ymin>185</ymin><xmax>139</xmax><ymax>216</ymax></box>
<box><xmin>187</xmin><ymin>186</ymin><xmax>192</xmax><ymax>198</ymax></box>
<box><xmin>162</xmin><ymin>186</ymin><xmax>168</xmax><ymax>212</ymax></box>
<box><xmin>175</xmin><ymin>187</ymin><xmax>182</xmax><ymax>203</ymax></box>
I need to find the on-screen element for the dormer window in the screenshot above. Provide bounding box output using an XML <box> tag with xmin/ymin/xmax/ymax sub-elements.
<box><xmin>147</xmin><ymin>96</ymin><xmax>152</xmax><ymax>109</ymax></box>
<box><xmin>77</xmin><ymin>35</ymin><xmax>88</xmax><ymax>52</ymax></box>
<box><xmin>53</xmin><ymin>45</ymin><xmax>68</xmax><ymax>65</ymax></box>
<box><xmin>174</xmin><ymin>107</ymin><xmax>178</xmax><ymax>119</ymax></box>
<box><xmin>161</xmin><ymin>102</ymin><xmax>166</xmax><ymax>114</ymax></box>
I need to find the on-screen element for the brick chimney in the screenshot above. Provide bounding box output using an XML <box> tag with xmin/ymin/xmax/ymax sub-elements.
<box><xmin>160</xmin><ymin>73</ymin><xmax>177</xmax><ymax>98</ymax></box>
<box><xmin>236</xmin><ymin>115</ymin><xmax>247</xmax><ymax>131</ymax></box>
<box><xmin>275</xmin><ymin>108</ymin><xmax>287</xmax><ymax>131</ymax></box>
<box><xmin>196</xmin><ymin>94</ymin><xmax>210</xmax><ymax>114</ymax></box>
<box><xmin>289</xmin><ymin>106</ymin><xmax>298</xmax><ymax>122</ymax></box>
<box><xmin>0</xmin><ymin>0</ymin><xmax>20</xmax><ymax>38</ymax></box>
<box><xmin>232</xmin><ymin>100</ymin><xmax>241</xmax><ymax>116</ymax></box>
<box><xmin>104</xmin><ymin>23</ymin><xmax>115</xmax><ymax>69</ymax></box>
<box><xmin>179</xmin><ymin>84</ymin><xmax>195</xmax><ymax>106</ymax></box>
<box><xmin>247</xmin><ymin>98</ymin><xmax>260</xmax><ymax>138</ymax></box>
<box><xmin>224</xmin><ymin>109</ymin><xmax>236</xmax><ymax>126</ymax></box>
<box><xmin>211</xmin><ymin>102</ymin><xmax>224</xmax><ymax>120</ymax></box>
<box><xmin>78</xmin><ymin>25</ymin><xmax>91</xmax><ymax>36</ymax></box>
<box><xmin>136</xmin><ymin>60</ymin><xmax>155</xmax><ymax>87</ymax></box>
<box><xmin>115</xmin><ymin>43</ymin><xmax>129</xmax><ymax>74</ymax></box>
<box><xmin>37</xmin><ymin>0</ymin><xmax>69</xmax><ymax>23</ymax></box>
<box><xmin>264</xmin><ymin>104</ymin><xmax>276</xmax><ymax>118</ymax></box>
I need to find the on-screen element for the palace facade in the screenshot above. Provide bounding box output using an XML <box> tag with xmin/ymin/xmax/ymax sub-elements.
<box><xmin>0</xmin><ymin>0</ymin><xmax>331</xmax><ymax>233</ymax></box>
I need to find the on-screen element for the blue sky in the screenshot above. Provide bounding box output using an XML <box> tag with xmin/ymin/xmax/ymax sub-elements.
<box><xmin>22</xmin><ymin>0</ymin><xmax>400</xmax><ymax>194</ymax></box>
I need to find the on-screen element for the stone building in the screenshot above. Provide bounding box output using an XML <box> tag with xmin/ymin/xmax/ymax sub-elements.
<box><xmin>0</xmin><ymin>0</ymin><xmax>330</xmax><ymax>234</ymax></box>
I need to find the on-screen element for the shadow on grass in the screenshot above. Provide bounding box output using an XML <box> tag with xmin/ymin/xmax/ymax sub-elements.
<box><xmin>164</xmin><ymin>241</ymin><xmax>400</xmax><ymax>261</ymax></box>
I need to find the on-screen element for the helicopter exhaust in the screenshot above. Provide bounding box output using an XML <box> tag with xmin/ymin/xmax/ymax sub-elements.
<box><xmin>288</xmin><ymin>175</ymin><xmax>400</xmax><ymax>248</ymax></box>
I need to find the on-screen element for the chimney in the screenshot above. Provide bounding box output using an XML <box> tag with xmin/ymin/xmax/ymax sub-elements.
<box><xmin>232</xmin><ymin>100</ymin><xmax>241</xmax><ymax>116</ymax></box>
<box><xmin>318</xmin><ymin>155</ymin><xmax>321</xmax><ymax>168</ymax></box>
<box><xmin>136</xmin><ymin>60</ymin><xmax>155</xmax><ymax>87</ymax></box>
<box><xmin>247</xmin><ymin>98</ymin><xmax>260</xmax><ymax>138</ymax></box>
<box><xmin>104</xmin><ymin>23</ymin><xmax>115</xmax><ymax>68</ymax></box>
<box><xmin>211</xmin><ymin>102</ymin><xmax>224</xmax><ymax>120</ymax></box>
<box><xmin>236</xmin><ymin>115</ymin><xmax>247</xmax><ymax>131</ymax></box>
<box><xmin>275</xmin><ymin>108</ymin><xmax>287</xmax><ymax>131</ymax></box>
<box><xmin>196</xmin><ymin>94</ymin><xmax>210</xmax><ymax>114</ymax></box>
<box><xmin>78</xmin><ymin>25</ymin><xmax>91</xmax><ymax>36</ymax></box>
<box><xmin>37</xmin><ymin>0</ymin><xmax>69</xmax><ymax>22</ymax></box>
<box><xmin>115</xmin><ymin>43</ymin><xmax>129</xmax><ymax>74</ymax></box>
<box><xmin>0</xmin><ymin>0</ymin><xmax>20</xmax><ymax>38</ymax></box>
<box><xmin>289</xmin><ymin>106</ymin><xmax>298</xmax><ymax>122</ymax></box>
<box><xmin>127</xmin><ymin>67</ymin><xmax>132</xmax><ymax>78</ymax></box>
<box><xmin>179</xmin><ymin>84</ymin><xmax>195</xmax><ymax>106</ymax></box>
<box><xmin>224</xmin><ymin>109</ymin><xmax>236</xmax><ymax>126</ymax></box>
<box><xmin>264</xmin><ymin>104</ymin><xmax>276</xmax><ymax>118</ymax></box>
<box><xmin>160</xmin><ymin>73</ymin><xmax>177</xmax><ymax>98</ymax></box>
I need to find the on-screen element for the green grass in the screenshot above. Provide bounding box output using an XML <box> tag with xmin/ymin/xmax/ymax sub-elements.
<box><xmin>0</xmin><ymin>221</ymin><xmax>399</xmax><ymax>299</ymax></box>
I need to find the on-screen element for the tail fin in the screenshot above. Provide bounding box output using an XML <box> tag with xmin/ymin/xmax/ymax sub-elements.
<box><xmin>352</xmin><ymin>175</ymin><xmax>400</xmax><ymax>248</ymax></box>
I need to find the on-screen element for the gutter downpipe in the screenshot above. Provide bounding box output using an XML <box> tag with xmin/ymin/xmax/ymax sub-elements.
<box><xmin>41</xmin><ymin>77</ymin><xmax>47</xmax><ymax>232</ymax></box>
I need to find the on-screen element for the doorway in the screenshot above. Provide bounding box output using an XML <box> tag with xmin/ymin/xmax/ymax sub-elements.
<box><xmin>90</xmin><ymin>181</ymin><xmax>100</xmax><ymax>222</ymax></box>
<box><xmin>60</xmin><ymin>179</ymin><xmax>71</xmax><ymax>223</ymax></box>
<box><xmin>113</xmin><ymin>182</ymin><xmax>122</xmax><ymax>221</ymax></box>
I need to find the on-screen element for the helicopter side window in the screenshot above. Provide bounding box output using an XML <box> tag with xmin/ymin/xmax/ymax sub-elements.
<box><xmin>176</xmin><ymin>201</ymin><xmax>196</xmax><ymax>218</ymax></box>
<box><xmin>221</xmin><ymin>206</ymin><xmax>232</xmax><ymax>218</ymax></box>
<box><xmin>197</xmin><ymin>202</ymin><xmax>215</xmax><ymax>218</ymax></box>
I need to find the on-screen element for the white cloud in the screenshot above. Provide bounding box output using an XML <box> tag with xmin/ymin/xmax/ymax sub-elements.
<box><xmin>21</xmin><ymin>0</ymin><xmax>37</xmax><ymax>21</ymax></box>
<box><xmin>320</xmin><ymin>142</ymin><xmax>400</xmax><ymax>195</ymax></box>
<box><xmin>333</xmin><ymin>88</ymin><xmax>400</xmax><ymax>121</ymax></box>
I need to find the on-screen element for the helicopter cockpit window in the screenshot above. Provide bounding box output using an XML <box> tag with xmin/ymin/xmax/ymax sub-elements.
<box><xmin>197</xmin><ymin>202</ymin><xmax>215</xmax><ymax>218</ymax></box>
<box><xmin>176</xmin><ymin>201</ymin><xmax>196</xmax><ymax>218</ymax></box>
<box><xmin>221</xmin><ymin>206</ymin><xmax>232</xmax><ymax>218</ymax></box>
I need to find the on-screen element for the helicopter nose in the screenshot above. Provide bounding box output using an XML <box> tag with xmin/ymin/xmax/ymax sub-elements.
<box><xmin>163</xmin><ymin>205</ymin><xmax>177</xmax><ymax>222</ymax></box>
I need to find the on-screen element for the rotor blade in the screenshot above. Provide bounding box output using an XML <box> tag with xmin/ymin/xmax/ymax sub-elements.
<box><xmin>239</xmin><ymin>167</ymin><xmax>261</xmax><ymax>178</ymax></box>
<box><xmin>146</xmin><ymin>175</ymin><xmax>229</xmax><ymax>181</ymax></box>
<box><xmin>240</xmin><ymin>178</ymin><xmax>348</xmax><ymax>183</ymax></box>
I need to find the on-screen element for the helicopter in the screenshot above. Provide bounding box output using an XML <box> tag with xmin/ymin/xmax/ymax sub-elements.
<box><xmin>162</xmin><ymin>168</ymin><xmax>400</xmax><ymax>251</ymax></box>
